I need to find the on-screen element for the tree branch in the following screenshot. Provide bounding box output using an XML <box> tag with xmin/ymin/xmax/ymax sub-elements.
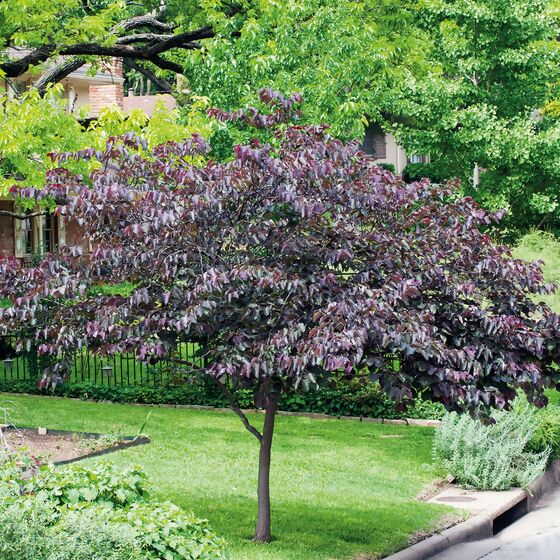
<box><xmin>123</xmin><ymin>59</ymin><xmax>173</xmax><ymax>93</ymax></box>
<box><xmin>145</xmin><ymin>26</ymin><xmax>214</xmax><ymax>56</ymax></box>
<box><xmin>35</xmin><ymin>57</ymin><xmax>87</xmax><ymax>96</ymax></box>
<box><xmin>0</xmin><ymin>210</ymin><xmax>49</xmax><ymax>220</ymax></box>
<box><xmin>113</xmin><ymin>14</ymin><xmax>177</xmax><ymax>34</ymax></box>
<box><xmin>214</xmin><ymin>379</ymin><xmax>263</xmax><ymax>443</ymax></box>
<box><xmin>117</xmin><ymin>33</ymin><xmax>174</xmax><ymax>45</ymax></box>
<box><xmin>0</xmin><ymin>19</ymin><xmax>210</xmax><ymax>79</ymax></box>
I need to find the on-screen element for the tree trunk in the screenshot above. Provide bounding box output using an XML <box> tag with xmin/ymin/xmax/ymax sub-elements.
<box><xmin>254</xmin><ymin>397</ymin><xmax>278</xmax><ymax>542</ymax></box>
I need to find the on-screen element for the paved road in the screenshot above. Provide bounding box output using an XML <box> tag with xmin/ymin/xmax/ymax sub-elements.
<box><xmin>429</xmin><ymin>485</ymin><xmax>560</xmax><ymax>560</ymax></box>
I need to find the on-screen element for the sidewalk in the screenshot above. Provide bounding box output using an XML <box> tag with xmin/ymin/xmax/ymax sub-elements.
<box><xmin>428</xmin><ymin>485</ymin><xmax>560</xmax><ymax>559</ymax></box>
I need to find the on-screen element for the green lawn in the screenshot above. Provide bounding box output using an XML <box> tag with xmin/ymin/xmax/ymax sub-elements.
<box><xmin>513</xmin><ymin>231</ymin><xmax>560</xmax><ymax>313</ymax></box>
<box><xmin>1</xmin><ymin>394</ymin><xmax>451</xmax><ymax>560</ymax></box>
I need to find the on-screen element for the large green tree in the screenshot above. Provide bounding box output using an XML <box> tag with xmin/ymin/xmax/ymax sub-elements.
<box><xmin>0</xmin><ymin>0</ymin><xmax>428</xmax><ymax>139</ymax></box>
<box><xmin>181</xmin><ymin>0</ymin><xmax>428</xmax><ymax>138</ymax></box>
<box><xmin>0</xmin><ymin>0</ymin><xmax>241</xmax><ymax>94</ymax></box>
<box><xmin>387</xmin><ymin>0</ymin><xmax>560</xmax><ymax>231</ymax></box>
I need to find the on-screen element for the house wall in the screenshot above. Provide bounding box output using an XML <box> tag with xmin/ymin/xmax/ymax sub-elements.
<box><xmin>65</xmin><ymin>81</ymin><xmax>91</xmax><ymax>111</ymax></box>
<box><xmin>0</xmin><ymin>202</ymin><xmax>14</xmax><ymax>258</ymax></box>
<box><xmin>375</xmin><ymin>133</ymin><xmax>408</xmax><ymax>174</ymax></box>
<box><xmin>88</xmin><ymin>84</ymin><xmax>124</xmax><ymax>116</ymax></box>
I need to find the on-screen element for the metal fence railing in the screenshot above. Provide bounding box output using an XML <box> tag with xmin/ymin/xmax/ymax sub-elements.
<box><xmin>0</xmin><ymin>342</ymin><xmax>204</xmax><ymax>387</ymax></box>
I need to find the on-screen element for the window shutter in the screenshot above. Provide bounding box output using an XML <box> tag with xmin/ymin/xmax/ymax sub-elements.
<box><xmin>14</xmin><ymin>215</ymin><xmax>24</xmax><ymax>258</ymax></box>
<box><xmin>36</xmin><ymin>215</ymin><xmax>44</xmax><ymax>256</ymax></box>
<box><xmin>58</xmin><ymin>215</ymin><xmax>66</xmax><ymax>247</ymax></box>
<box><xmin>361</xmin><ymin>123</ymin><xmax>387</xmax><ymax>159</ymax></box>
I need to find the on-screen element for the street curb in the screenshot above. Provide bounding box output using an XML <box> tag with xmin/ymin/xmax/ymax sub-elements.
<box><xmin>383</xmin><ymin>459</ymin><xmax>560</xmax><ymax>560</ymax></box>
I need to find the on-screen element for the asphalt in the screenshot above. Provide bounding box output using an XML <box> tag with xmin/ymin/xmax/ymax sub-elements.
<box><xmin>428</xmin><ymin>485</ymin><xmax>560</xmax><ymax>560</ymax></box>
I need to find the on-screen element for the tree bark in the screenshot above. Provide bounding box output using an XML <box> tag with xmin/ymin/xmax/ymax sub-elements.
<box><xmin>254</xmin><ymin>397</ymin><xmax>278</xmax><ymax>542</ymax></box>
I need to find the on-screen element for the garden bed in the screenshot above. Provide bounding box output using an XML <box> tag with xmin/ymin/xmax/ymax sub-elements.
<box><xmin>1</xmin><ymin>426</ymin><xmax>150</xmax><ymax>465</ymax></box>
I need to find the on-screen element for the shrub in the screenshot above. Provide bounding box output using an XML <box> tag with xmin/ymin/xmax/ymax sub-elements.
<box><xmin>110</xmin><ymin>502</ymin><xmax>229</xmax><ymax>560</ymax></box>
<box><xmin>0</xmin><ymin>491</ymin><xmax>143</xmax><ymax>560</ymax></box>
<box><xmin>31</xmin><ymin>462</ymin><xmax>148</xmax><ymax>507</ymax></box>
<box><xmin>522</xmin><ymin>403</ymin><xmax>560</xmax><ymax>460</ymax></box>
<box><xmin>401</xmin><ymin>162</ymin><xmax>448</xmax><ymax>183</ymax></box>
<box><xmin>375</xmin><ymin>162</ymin><xmax>396</xmax><ymax>173</ymax></box>
<box><xmin>0</xmin><ymin>459</ymin><xmax>229</xmax><ymax>560</ymax></box>
<box><xmin>433</xmin><ymin>408</ymin><xmax>550</xmax><ymax>490</ymax></box>
<box><xmin>0</xmin><ymin>378</ymin><xmax>445</xmax><ymax>420</ymax></box>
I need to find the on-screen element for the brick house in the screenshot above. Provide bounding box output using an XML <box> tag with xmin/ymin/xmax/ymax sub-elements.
<box><xmin>0</xmin><ymin>58</ymin><xmax>177</xmax><ymax>263</ymax></box>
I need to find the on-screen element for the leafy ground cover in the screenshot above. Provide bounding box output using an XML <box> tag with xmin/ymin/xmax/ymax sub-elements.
<box><xmin>2</xmin><ymin>393</ymin><xmax>451</xmax><ymax>560</ymax></box>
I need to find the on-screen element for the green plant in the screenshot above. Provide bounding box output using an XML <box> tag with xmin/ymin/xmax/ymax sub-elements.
<box><xmin>433</xmin><ymin>409</ymin><xmax>550</xmax><ymax>490</ymax></box>
<box><xmin>401</xmin><ymin>163</ymin><xmax>448</xmax><ymax>184</ymax></box>
<box><xmin>376</xmin><ymin>162</ymin><xmax>396</xmax><ymax>173</ymax></box>
<box><xmin>74</xmin><ymin>432</ymin><xmax>123</xmax><ymax>453</ymax></box>
<box><xmin>31</xmin><ymin>462</ymin><xmax>148</xmax><ymax>507</ymax></box>
<box><xmin>110</xmin><ymin>502</ymin><xmax>229</xmax><ymax>560</ymax></box>
<box><xmin>0</xmin><ymin>486</ymin><xmax>144</xmax><ymax>560</ymax></box>
<box><xmin>0</xmin><ymin>456</ymin><xmax>229</xmax><ymax>560</ymax></box>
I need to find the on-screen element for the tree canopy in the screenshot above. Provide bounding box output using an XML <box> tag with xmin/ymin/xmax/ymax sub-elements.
<box><xmin>0</xmin><ymin>0</ymin><xmax>232</xmax><ymax>94</ymax></box>
<box><xmin>2</xmin><ymin>91</ymin><xmax>560</xmax><ymax>540</ymax></box>
<box><xmin>388</xmin><ymin>0</ymin><xmax>560</xmax><ymax>231</ymax></box>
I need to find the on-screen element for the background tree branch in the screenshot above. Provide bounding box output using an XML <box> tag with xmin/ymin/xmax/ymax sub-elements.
<box><xmin>0</xmin><ymin>16</ymin><xmax>215</xmax><ymax>86</ymax></box>
<box><xmin>123</xmin><ymin>59</ymin><xmax>173</xmax><ymax>93</ymax></box>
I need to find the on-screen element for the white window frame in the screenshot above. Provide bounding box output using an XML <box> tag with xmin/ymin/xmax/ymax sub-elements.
<box><xmin>14</xmin><ymin>207</ymin><xmax>66</xmax><ymax>258</ymax></box>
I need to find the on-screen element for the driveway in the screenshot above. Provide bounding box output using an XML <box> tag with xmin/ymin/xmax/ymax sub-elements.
<box><xmin>429</xmin><ymin>485</ymin><xmax>560</xmax><ymax>560</ymax></box>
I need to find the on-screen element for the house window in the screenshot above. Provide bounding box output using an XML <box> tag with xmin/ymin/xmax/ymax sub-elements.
<box><xmin>361</xmin><ymin>123</ymin><xmax>387</xmax><ymax>159</ymax></box>
<box><xmin>42</xmin><ymin>214</ymin><xmax>59</xmax><ymax>253</ymax></box>
<box><xmin>14</xmin><ymin>209</ymin><xmax>65</xmax><ymax>259</ymax></box>
<box><xmin>408</xmin><ymin>154</ymin><xmax>430</xmax><ymax>164</ymax></box>
<box><xmin>22</xmin><ymin>214</ymin><xmax>34</xmax><ymax>255</ymax></box>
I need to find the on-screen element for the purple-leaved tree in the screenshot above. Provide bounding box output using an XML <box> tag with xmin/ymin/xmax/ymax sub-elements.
<box><xmin>1</xmin><ymin>90</ymin><xmax>560</xmax><ymax>541</ymax></box>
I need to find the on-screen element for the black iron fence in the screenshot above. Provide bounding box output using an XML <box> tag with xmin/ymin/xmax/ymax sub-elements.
<box><xmin>0</xmin><ymin>342</ymin><xmax>203</xmax><ymax>387</ymax></box>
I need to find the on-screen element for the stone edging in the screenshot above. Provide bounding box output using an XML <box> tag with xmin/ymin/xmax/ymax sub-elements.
<box><xmin>4</xmin><ymin>425</ymin><xmax>151</xmax><ymax>466</ymax></box>
<box><xmin>1</xmin><ymin>392</ymin><xmax>441</xmax><ymax>428</ymax></box>
<box><xmin>383</xmin><ymin>459</ymin><xmax>560</xmax><ymax>560</ymax></box>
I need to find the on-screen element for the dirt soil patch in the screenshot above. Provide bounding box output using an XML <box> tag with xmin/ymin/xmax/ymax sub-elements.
<box><xmin>2</xmin><ymin>427</ymin><xmax>149</xmax><ymax>464</ymax></box>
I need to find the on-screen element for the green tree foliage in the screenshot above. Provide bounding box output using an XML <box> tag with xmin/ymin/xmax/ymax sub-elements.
<box><xmin>389</xmin><ymin>0</ymin><xmax>560</xmax><ymax>232</ymax></box>
<box><xmin>182</xmin><ymin>0</ymin><xmax>428</xmax><ymax>139</ymax></box>
<box><xmin>0</xmin><ymin>86</ymin><xmax>216</xmax><ymax>198</ymax></box>
<box><xmin>0</xmin><ymin>0</ymin><xmax>239</xmax><ymax>91</ymax></box>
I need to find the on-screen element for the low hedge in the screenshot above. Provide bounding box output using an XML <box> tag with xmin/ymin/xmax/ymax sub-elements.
<box><xmin>0</xmin><ymin>378</ymin><xmax>445</xmax><ymax>420</ymax></box>
<box><xmin>402</xmin><ymin>163</ymin><xmax>449</xmax><ymax>184</ymax></box>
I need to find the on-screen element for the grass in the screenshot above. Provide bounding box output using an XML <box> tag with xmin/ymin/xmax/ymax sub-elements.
<box><xmin>513</xmin><ymin>231</ymin><xmax>560</xmax><ymax>313</ymax></box>
<box><xmin>1</xmin><ymin>393</ymin><xmax>451</xmax><ymax>560</ymax></box>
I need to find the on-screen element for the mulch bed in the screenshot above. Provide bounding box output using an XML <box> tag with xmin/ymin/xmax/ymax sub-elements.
<box><xmin>1</xmin><ymin>426</ymin><xmax>150</xmax><ymax>465</ymax></box>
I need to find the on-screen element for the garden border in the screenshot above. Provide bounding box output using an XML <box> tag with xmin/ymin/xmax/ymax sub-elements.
<box><xmin>4</xmin><ymin>425</ymin><xmax>151</xmax><ymax>465</ymax></box>
<box><xmin>384</xmin><ymin>458</ymin><xmax>560</xmax><ymax>560</ymax></box>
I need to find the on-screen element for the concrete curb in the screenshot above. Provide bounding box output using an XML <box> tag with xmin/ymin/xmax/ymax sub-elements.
<box><xmin>384</xmin><ymin>459</ymin><xmax>560</xmax><ymax>560</ymax></box>
<box><xmin>0</xmin><ymin>391</ymin><xmax>441</xmax><ymax>427</ymax></box>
